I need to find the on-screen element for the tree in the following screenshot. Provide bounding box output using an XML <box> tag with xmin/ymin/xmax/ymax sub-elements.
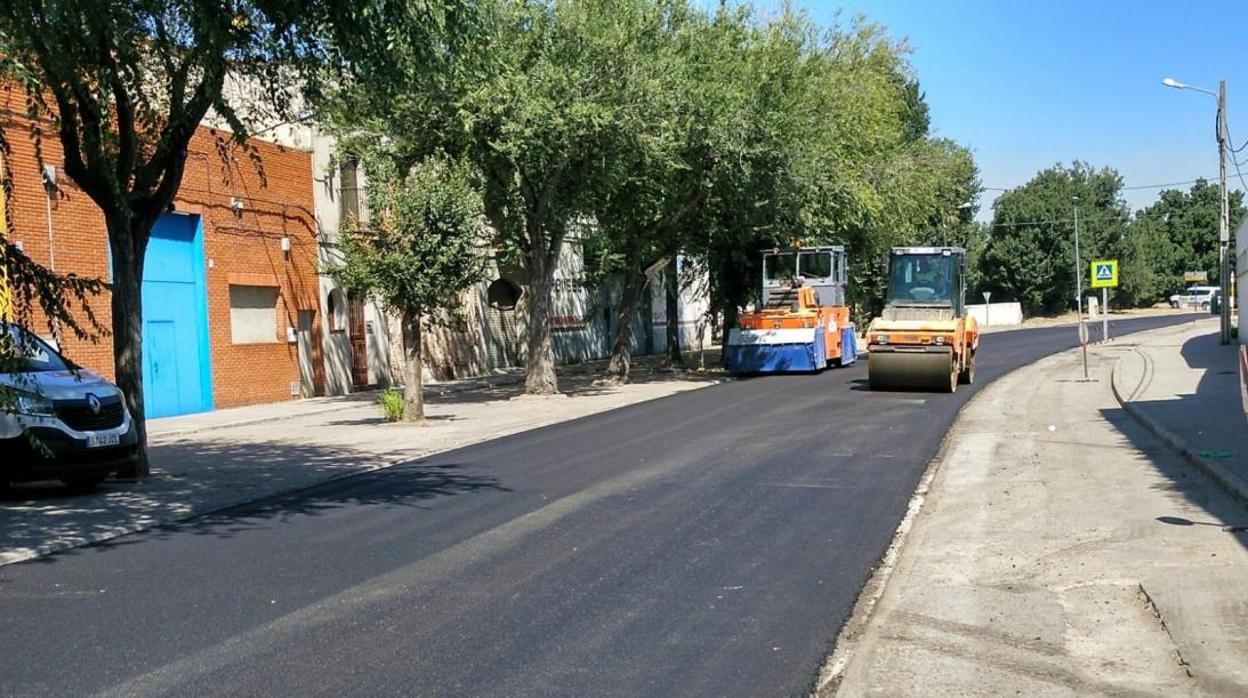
<box><xmin>1131</xmin><ymin>180</ymin><xmax>1245</xmax><ymax>298</ymax></box>
<box><xmin>687</xmin><ymin>11</ymin><xmax>920</xmax><ymax>335</ymax></box>
<box><xmin>846</xmin><ymin>137</ymin><xmax>980</xmax><ymax>320</ymax></box>
<box><xmin>331</xmin><ymin>157</ymin><xmax>485</xmax><ymax>422</ymax></box>
<box><xmin>980</xmin><ymin>163</ymin><xmax>1128</xmax><ymax>316</ymax></box>
<box><xmin>593</xmin><ymin>3</ymin><xmax>721</xmax><ymax>382</ymax></box>
<box><xmin>326</xmin><ymin>0</ymin><xmax>665</xmax><ymax>395</ymax></box>
<box><xmin>0</xmin><ymin>0</ymin><xmax>459</xmax><ymax>472</ymax></box>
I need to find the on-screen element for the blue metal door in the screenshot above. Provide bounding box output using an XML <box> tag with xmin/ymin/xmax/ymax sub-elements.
<box><xmin>141</xmin><ymin>213</ymin><xmax>212</xmax><ymax>418</ymax></box>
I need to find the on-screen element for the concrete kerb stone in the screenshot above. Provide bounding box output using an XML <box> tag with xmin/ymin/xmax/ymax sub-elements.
<box><xmin>1110</xmin><ymin>343</ymin><xmax>1248</xmax><ymax>509</ymax></box>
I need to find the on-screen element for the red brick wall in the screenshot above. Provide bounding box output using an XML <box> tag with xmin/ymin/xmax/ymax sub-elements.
<box><xmin>2</xmin><ymin>86</ymin><xmax>323</xmax><ymax>410</ymax></box>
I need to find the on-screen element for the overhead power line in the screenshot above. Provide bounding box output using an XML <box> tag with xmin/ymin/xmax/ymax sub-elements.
<box><xmin>983</xmin><ymin>177</ymin><xmax>1222</xmax><ymax>194</ymax></box>
<box><xmin>984</xmin><ymin>206</ymin><xmax>1228</xmax><ymax>231</ymax></box>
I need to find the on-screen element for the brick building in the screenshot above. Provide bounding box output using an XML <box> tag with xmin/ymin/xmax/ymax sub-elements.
<box><xmin>1</xmin><ymin>87</ymin><xmax>325</xmax><ymax>416</ymax></box>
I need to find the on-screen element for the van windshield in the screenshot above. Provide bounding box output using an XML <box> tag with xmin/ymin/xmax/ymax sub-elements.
<box><xmin>1</xmin><ymin>325</ymin><xmax>72</xmax><ymax>373</ymax></box>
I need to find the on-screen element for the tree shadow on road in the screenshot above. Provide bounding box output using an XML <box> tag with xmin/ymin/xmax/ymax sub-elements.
<box><xmin>0</xmin><ymin>437</ymin><xmax>508</xmax><ymax>565</ymax></box>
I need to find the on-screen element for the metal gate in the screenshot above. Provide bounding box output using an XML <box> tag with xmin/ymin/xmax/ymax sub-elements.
<box><xmin>141</xmin><ymin>213</ymin><xmax>212</xmax><ymax>418</ymax></box>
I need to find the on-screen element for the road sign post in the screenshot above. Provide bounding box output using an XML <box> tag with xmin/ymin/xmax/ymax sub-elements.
<box><xmin>1102</xmin><ymin>287</ymin><xmax>1109</xmax><ymax>342</ymax></box>
<box><xmin>1090</xmin><ymin>260</ymin><xmax>1118</xmax><ymax>348</ymax></box>
<box><xmin>983</xmin><ymin>291</ymin><xmax>991</xmax><ymax>326</ymax></box>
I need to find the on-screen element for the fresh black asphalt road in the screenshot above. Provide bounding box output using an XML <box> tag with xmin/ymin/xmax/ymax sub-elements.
<box><xmin>0</xmin><ymin>313</ymin><xmax>1204</xmax><ymax>697</ymax></box>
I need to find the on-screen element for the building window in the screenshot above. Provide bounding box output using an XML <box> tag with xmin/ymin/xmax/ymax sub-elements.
<box><xmin>327</xmin><ymin>288</ymin><xmax>348</xmax><ymax>332</ymax></box>
<box><xmin>229</xmin><ymin>285</ymin><xmax>279</xmax><ymax>344</ymax></box>
<box><xmin>339</xmin><ymin>157</ymin><xmax>361</xmax><ymax>225</ymax></box>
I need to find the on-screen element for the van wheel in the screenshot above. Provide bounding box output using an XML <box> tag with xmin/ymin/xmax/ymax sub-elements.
<box><xmin>1201</xmin><ymin>302</ymin><xmax>1210</xmax><ymax>311</ymax></box>
<box><xmin>61</xmin><ymin>476</ymin><xmax>106</xmax><ymax>494</ymax></box>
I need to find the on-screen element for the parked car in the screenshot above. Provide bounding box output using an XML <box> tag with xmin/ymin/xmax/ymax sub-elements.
<box><xmin>1169</xmin><ymin>286</ymin><xmax>1219</xmax><ymax>311</ymax></box>
<box><xmin>1</xmin><ymin>324</ymin><xmax>138</xmax><ymax>492</ymax></box>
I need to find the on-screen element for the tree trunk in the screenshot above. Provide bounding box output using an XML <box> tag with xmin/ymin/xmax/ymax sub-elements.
<box><xmin>604</xmin><ymin>263</ymin><xmax>643</xmax><ymax>383</ymax></box>
<box><xmin>524</xmin><ymin>249</ymin><xmax>559</xmax><ymax>394</ymax></box>
<box><xmin>401</xmin><ymin>308</ymin><xmax>425</xmax><ymax>422</ymax></box>
<box><xmin>107</xmin><ymin>216</ymin><xmax>149</xmax><ymax>477</ymax></box>
<box><xmin>664</xmin><ymin>255</ymin><xmax>682</xmax><ymax>366</ymax></box>
<box><xmin>719</xmin><ymin>297</ymin><xmax>739</xmax><ymax>367</ymax></box>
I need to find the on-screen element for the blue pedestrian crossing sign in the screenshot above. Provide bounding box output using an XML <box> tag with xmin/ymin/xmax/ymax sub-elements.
<box><xmin>1090</xmin><ymin>259</ymin><xmax>1118</xmax><ymax>288</ymax></box>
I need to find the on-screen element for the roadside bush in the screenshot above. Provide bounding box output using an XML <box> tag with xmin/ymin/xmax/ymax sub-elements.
<box><xmin>378</xmin><ymin>389</ymin><xmax>405</xmax><ymax>423</ymax></box>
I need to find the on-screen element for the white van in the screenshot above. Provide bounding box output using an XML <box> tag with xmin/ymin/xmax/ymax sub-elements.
<box><xmin>1</xmin><ymin>324</ymin><xmax>138</xmax><ymax>491</ymax></box>
<box><xmin>1169</xmin><ymin>286</ymin><xmax>1219</xmax><ymax>311</ymax></box>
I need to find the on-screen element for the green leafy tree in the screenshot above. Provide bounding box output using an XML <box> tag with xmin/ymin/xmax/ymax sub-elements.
<box><xmin>1112</xmin><ymin>213</ymin><xmax>1174</xmax><ymax>308</ymax></box>
<box><xmin>677</xmin><ymin>10</ymin><xmax>978</xmax><ymax>333</ymax></box>
<box><xmin>1131</xmin><ymin>180</ymin><xmax>1245</xmax><ymax>297</ymax></box>
<box><xmin>687</xmin><ymin>11</ymin><xmax>918</xmax><ymax>333</ymax></box>
<box><xmin>847</xmin><ymin>137</ymin><xmax>980</xmax><ymax>320</ymax></box>
<box><xmin>327</xmin><ymin>0</ymin><xmax>660</xmax><ymax>395</ymax></box>
<box><xmin>593</xmin><ymin>3</ymin><xmax>722</xmax><ymax>381</ymax></box>
<box><xmin>0</xmin><ymin>0</ymin><xmax>454</xmax><ymax>472</ymax></box>
<box><xmin>331</xmin><ymin>157</ymin><xmax>485</xmax><ymax>422</ymax></box>
<box><xmin>980</xmin><ymin>163</ymin><xmax>1128</xmax><ymax>315</ymax></box>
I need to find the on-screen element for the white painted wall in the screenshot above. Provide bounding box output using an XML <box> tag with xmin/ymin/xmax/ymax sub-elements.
<box><xmin>966</xmin><ymin>302</ymin><xmax>1023</xmax><ymax>327</ymax></box>
<box><xmin>650</xmin><ymin>257</ymin><xmax>714</xmax><ymax>354</ymax></box>
<box><xmin>301</xmin><ymin>127</ymin><xmax>391</xmax><ymax>394</ymax></box>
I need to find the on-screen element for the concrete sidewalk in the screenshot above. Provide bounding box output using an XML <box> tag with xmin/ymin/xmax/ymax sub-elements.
<box><xmin>0</xmin><ymin>361</ymin><xmax>722</xmax><ymax>566</ymax></box>
<box><xmin>1113</xmin><ymin>317</ymin><xmax>1248</xmax><ymax>505</ymax></box>
<box><xmin>146</xmin><ymin>369</ymin><xmax>529</xmax><ymax>439</ymax></box>
<box><xmin>822</xmin><ymin>323</ymin><xmax>1248</xmax><ymax>697</ymax></box>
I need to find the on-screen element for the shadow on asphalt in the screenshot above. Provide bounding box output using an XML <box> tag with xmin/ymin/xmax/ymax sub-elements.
<box><xmin>0</xmin><ymin>436</ymin><xmax>510</xmax><ymax>564</ymax></box>
<box><xmin>19</xmin><ymin>455</ymin><xmax>511</xmax><ymax>564</ymax></box>
<box><xmin>1098</xmin><ymin>336</ymin><xmax>1248</xmax><ymax>553</ymax></box>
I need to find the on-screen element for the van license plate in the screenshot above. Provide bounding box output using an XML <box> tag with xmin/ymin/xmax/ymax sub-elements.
<box><xmin>87</xmin><ymin>434</ymin><xmax>120</xmax><ymax>448</ymax></box>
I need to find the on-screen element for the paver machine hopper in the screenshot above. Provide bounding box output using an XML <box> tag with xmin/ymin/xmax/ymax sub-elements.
<box><xmin>724</xmin><ymin>245</ymin><xmax>857</xmax><ymax>374</ymax></box>
<box><xmin>867</xmin><ymin>246</ymin><xmax>979</xmax><ymax>392</ymax></box>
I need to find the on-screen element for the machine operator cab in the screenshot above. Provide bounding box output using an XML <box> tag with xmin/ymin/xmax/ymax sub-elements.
<box><xmin>761</xmin><ymin>246</ymin><xmax>848</xmax><ymax>310</ymax></box>
<box><xmin>883</xmin><ymin>247</ymin><xmax>966</xmax><ymax>320</ymax></box>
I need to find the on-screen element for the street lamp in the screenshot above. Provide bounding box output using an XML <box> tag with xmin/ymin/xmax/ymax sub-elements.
<box><xmin>1163</xmin><ymin>75</ymin><xmax>1232</xmax><ymax>345</ymax></box>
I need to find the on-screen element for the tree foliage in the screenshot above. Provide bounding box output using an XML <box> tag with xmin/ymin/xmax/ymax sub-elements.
<box><xmin>331</xmin><ymin>156</ymin><xmax>485</xmax><ymax>422</ymax></box>
<box><xmin>1130</xmin><ymin>180</ymin><xmax>1245</xmax><ymax>297</ymax></box>
<box><xmin>980</xmin><ymin>163</ymin><xmax>1128</xmax><ymax>315</ymax></box>
<box><xmin>979</xmin><ymin>167</ymin><xmax>1245</xmax><ymax>315</ymax></box>
<box><xmin>327</xmin><ymin>0</ymin><xmax>675</xmax><ymax>394</ymax></box>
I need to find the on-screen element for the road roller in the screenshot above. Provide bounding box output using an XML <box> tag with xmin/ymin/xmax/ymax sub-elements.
<box><xmin>724</xmin><ymin>245</ymin><xmax>857</xmax><ymax>374</ymax></box>
<box><xmin>867</xmin><ymin>246</ymin><xmax>978</xmax><ymax>392</ymax></box>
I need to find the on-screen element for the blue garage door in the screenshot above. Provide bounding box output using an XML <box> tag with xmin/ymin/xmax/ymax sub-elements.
<box><xmin>141</xmin><ymin>213</ymin><xmax>213</xmax><ymax>418</ymax></box>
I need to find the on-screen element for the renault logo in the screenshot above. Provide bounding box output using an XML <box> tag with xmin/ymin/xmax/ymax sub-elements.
<box><xmin>86</xmin><ymin>393</ymin><xmax>102</xmax><ymax>415</ymax></box>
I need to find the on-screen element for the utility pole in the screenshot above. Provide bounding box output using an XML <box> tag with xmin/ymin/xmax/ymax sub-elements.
<box><xmin>1165</xmin><ymin>75</ymin><xmax>1233</xmax><ymax>343</ymax></box>
<box><xmin>1218</xmin><ymin>79</ymin><xmax>1232</xmax><ymax>345</ymax></box>
<box><xmin>1074</xmin><ymin>197</ymin><xmax>1089</xmax><ymax>379</ymax></box>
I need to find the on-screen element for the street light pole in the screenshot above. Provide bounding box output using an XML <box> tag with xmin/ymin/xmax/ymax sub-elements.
<box><xmin>1164</xmin><ymin>75</ymin><xmax>1232</xmax><ymax>344</ymax></box>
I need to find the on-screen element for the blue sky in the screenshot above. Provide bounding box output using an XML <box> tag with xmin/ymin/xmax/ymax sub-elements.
<box><xmin>800</xmin><ymin>0</ymin><xmax>1248</xmax><ymax>220</ymax></box>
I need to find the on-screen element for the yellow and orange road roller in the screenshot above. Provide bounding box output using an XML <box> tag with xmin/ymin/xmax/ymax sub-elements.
<box><xmin>867</xmin><ymin>246</ymin><xmax>979</xmax><ymax>392</ymax></box>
